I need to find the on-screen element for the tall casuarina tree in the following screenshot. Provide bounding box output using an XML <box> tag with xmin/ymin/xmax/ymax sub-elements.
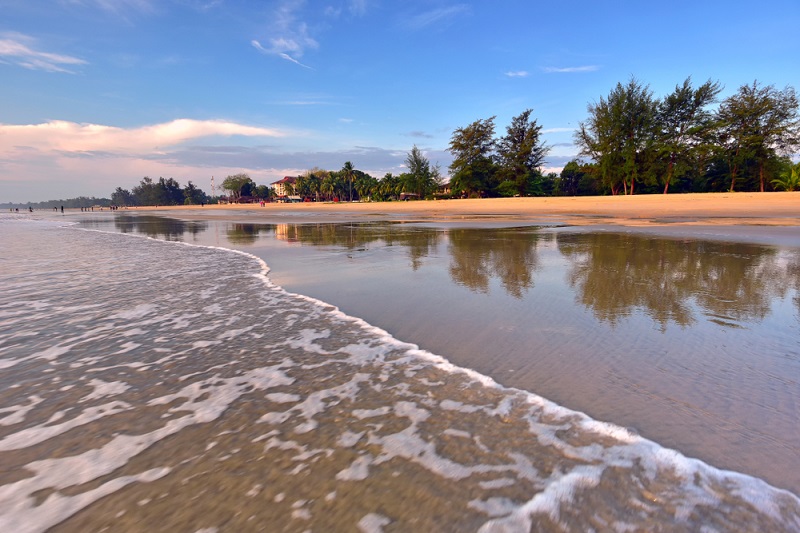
<box><xmin>576</xmin><ymin>78</ymin><xmax>658</xmax><ymax>195</ymax></box>
<box><xmin>716</xmin><ymin>81</ymin><xmax>800</xmax><ymax>192</ymax></box>
<box><xmin>497</xmin><ymin>109</ymin><xmax>550</xmax><ymax>196</ymax></box>
<box><xmin>655</xmin><ymin>78</ymin><xmax>722</xmax><ymax>194</ymax></box>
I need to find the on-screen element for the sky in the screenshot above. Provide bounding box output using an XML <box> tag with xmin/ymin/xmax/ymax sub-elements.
<box><xmin>1</xmin><ymin>0</ymin><xmax>798</xmax><ymax>203</ymax></box>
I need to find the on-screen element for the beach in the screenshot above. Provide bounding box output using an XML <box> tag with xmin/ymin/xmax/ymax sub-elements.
<box><xmin>2</xmin><ymin>193</ymin><xmax>799</xmax><ymax>531</ymax></box>
<box><xmin>110</xmin><ymin>193</ymin><xmax>800</xmax><ymax>492</ymax></box>
<box><xmin>127</xmin><ymin>191</ymin><xmax>800</xmax><ymax>225</ymax></box>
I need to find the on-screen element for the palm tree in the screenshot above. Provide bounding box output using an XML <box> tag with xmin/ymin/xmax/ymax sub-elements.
<box><xmin>321</xmin><ymin>173</ymin><xmax>339</xmax><ymax>201</ymax></box>
<box><xmin>355</xmin><ymin>173</ymin><xmax>377</xmax><ymax>201</ymax></box>
<box><xmin>771</xmin><ymin>162</ymin><xmax>800</xmax><ymax>191</ymax></box>
<box><xmin>380</xmin><ymin>173</ymin><xmax>401</xmax><ymax>200</ymax></box>
<box><xmin>341</xmin><ymin>161</ymin><xmax>355</xmax><ymax>202</ymax></box>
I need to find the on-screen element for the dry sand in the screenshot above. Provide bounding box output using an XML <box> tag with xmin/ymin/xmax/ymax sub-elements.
<box><xmin>128</xmin><ymin>191</ymin><xmax>800</xmax><ymax>226</ymax></box>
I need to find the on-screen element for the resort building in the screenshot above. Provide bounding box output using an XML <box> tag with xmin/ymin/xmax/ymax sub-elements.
<box><xmin>271</xmin><ymin>176</ymin><xmax>297</xmax><ymax>198</ymax></box>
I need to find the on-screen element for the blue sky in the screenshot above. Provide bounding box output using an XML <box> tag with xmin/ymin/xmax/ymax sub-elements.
<box><xmin>1</xmin><ymin>0</ymin><xmax>798</xmax><ymax>202</ymax></box>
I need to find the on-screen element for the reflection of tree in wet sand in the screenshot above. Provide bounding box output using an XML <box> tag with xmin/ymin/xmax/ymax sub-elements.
<box><xmin>788</xmin><ymin>250</ymin><xmax>800</xmax><ymax>317</ymax></box>
<box><xmin>225</xmin><ymin>223</ymin><xmax>275</xmax><ymax>245</ymax></box>
<box><xmin>557</xmin><ymin>233</ymin><xmax>788</xmax><ymax>329</ymax></box>
<box><xmin>448</xmin><ymin>228</ymin><xmax>547</xmax><ymax>298</ymax></box>
<box><xmin>112</xmin><ymin>215</ymin><xmax>208</xmax><ymax>241</ymax></box>
<box><xmin>280</xmin><ymin>223</ymin><xmax>441</xmax><ymax>270</ymax></box>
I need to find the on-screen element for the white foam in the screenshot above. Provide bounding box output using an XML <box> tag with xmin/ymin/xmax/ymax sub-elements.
<box><xmin>0</xmin><ymin>396</ymin><xmax>44</xmax><ymax>426</ymax></box>
<box><xmin>0</xmin><ymin>401</ymin><xmax>132</xmax><ymax>451</ymax></box>
<box><xmin>81</xmin><ymin>379</ymin><xmax>130</xmax><ymax>401</ymax></box>
<box><xmin>357</xmin><ymin>513</ymin><xmax>391</xmax><ymax>533</ymax></box>
<box><xmin>336</xmin><ymin>454</ymin><xmax>373</xmax><ymax>481</ymax></box>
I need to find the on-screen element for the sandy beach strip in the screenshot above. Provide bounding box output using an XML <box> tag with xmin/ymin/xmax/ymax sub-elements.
<box><xmin>122</xmin><ymin>192</ymin><xmax>800</xmax><ymax>226</ymax></box>
<box><xmin>115</xmin><ymin>192</ymin><xmax>799</xmax><ymax>247</ymax></box>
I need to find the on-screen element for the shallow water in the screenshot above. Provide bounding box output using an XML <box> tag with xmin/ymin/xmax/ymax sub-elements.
<box><xmin>90</xmin><ymin>213</ymin><xmax>800</xmax><ymax>495</ymax></box>
<box><xmin>1</xmin><ymin>214</ymin><xmax>799</xmax><ymax>531</ymax></box>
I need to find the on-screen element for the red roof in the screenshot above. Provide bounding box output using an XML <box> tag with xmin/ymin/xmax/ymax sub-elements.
<box><xmin>271</xmin><ymin>176</ymin><xmax>297</xmax><ymax>185</ymax></box>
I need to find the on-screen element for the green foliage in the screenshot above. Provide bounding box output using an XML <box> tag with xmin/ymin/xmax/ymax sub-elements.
<box><xmin>253</xmin><ymin>184</ymin><xmax>273</xmax><ymax>200</ymax></box>
<box><xmin>1</xmin><ymin>196</ymin><xmax>111</xmax><ymax>210</ymax></box>
<box><xmin>448</xmin><ymin>117</ymin><xmax>498</xmax><ymax>197</ymax></box>
<box><xmin>182</xmin><ymin>181</ymin><xmax>208</xmax><ymax>205</ymax></box>
<box><xmin>771</xmin><ymin>161</ymin><xmax>800</xmax><ymax>191</ymax></box>
<box><xmin>221</xmin><ymin>173</ymin><xmax>254</xmax><ymax>200</ymax></box>
<box><xmin>403</xmin><ymin>145</ymin><xmax>441</xmax><ymax>199</ymax></box>
<box><xmin>341</xmin><ymin>161</ymin><xmax>355</xmax><ymax>202</ymax></box>
<box><xmin>130</xmin><ymin>176</ymin><xmax>184</xmax><ymax>206</ymax></box>
<box><xmin>716</xmin><ymin>81</ymin><xmax>800</xmax><ymax>192</ymax></box>
<box><xmin>655</xmin><ymin>78</ymin><xmax>722</xmax><ymax>193</ymax></box>
<box><xmin>576</xmin><ymin>77</ymin><xmax>658</xmax><ymax>195</ymax></box>
<box><xmin>111</xmin><ymin>187</ymin><xmax>136</xmax><ymax>206</ymax></box>
<box><xmin>496</xmin><ymin>109</ymin><xmax>550</xmax><ymax>196</ymax></box>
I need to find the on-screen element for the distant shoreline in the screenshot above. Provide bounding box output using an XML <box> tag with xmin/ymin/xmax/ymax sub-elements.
<box><xmin>105</xmin><ymin>191</ymin><xmax>799</xmax><ymax>224</ymax></box>
<box><xmin>100</xmin><ymin>192</ymin><xmax>799</xmax><ymax>237</ymax></box>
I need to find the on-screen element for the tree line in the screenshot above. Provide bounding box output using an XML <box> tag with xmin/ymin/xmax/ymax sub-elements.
<box><xmin>1</xmin><ymin>196</ymin><xmax>112</xmax><ymax>210</ymax></box>
<box><xmin>573</xmin><ymin>77</ymin><xmax>800</xmax><ymax>195</ymax></box>
<box><xmin>110</xmin><ymin>176</ymin><xmax>213</xmax><ymax>207</ymax></box>
<box><xmin>281</xmin><ymin>149</ymin><xmax>442</xmax><ymax>202</ymax></box>
<box><xmin>101</xmin><ymin>76</ymin><xmax>798</xmax><ymax>206</ymax></box>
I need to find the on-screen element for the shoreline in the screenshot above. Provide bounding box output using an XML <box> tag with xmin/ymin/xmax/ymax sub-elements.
<box><xmin>105</xmin><ymin>192</ymin><xmax>800</xmax><ymax>247</ymax></box>
<box><xmin>68</xmin><ymin>197</ymin><xmax>800</xmax><ymax>495</ymax></box>
<box><xmin>109</xmin><ymin>191</ymin><xmax>800</xmax><ymax>223</ymax></box>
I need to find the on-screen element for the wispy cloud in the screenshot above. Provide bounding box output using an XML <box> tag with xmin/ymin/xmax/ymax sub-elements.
<box><xmin>62</xmin><ymin>0</ymin><xmax>157</xmax><ymax>19</ymax></box>
<box><xmin>542</xmin><ymin>127</ymin><xmax>574</xmax><ymax>134</ymax></box>
<box><xmin>405</xmin><ymin>4</ymin><xmax>470</xmax><ymax>30</ymax></box>
<box><xmin>252</xmin><ymin>0</ymin><xmax>319</xmax><ymax>68</ymax></box>
<box><xmin>349</xmin><ymin>0</ymin><xmax>368</xmax><ymax>16</ymax></box>
<box><xmin>542</xmin><ymin>65</ymin><xmax>600</xmax><ymax>73</ymax></box>
<box><xmin>505</xmin><ymin>70</ymin><xmax>529</xmax><ymax>78</ymax></box>
<box><xmin>407</xmin><ymin>131</ymin><xmax>434</xmax><ymax>139</ymax></box>
<box><xmin>0</xmin><ymin>33</ymin><xmax>87</xmax><ymax>73</ymax></box>
<box><xmin>252</xmin><ymin>40</ymin><xmax>313</xmax><ymax>69</ymax></box>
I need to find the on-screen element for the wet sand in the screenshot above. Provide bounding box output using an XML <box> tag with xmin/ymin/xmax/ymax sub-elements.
<box><xmin>120</xmin><ymin>192</ymin><xmax>800</xmax><ymax>248</ymax></box>
<box><xmin>79</xmin><ymin>193</ymin><xmax>800</xmax><ymax>493</ymax></box>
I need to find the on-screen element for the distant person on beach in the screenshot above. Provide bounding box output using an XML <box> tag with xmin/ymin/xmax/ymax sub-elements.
<box><xmin>61</xmin><ymin>206</ymin><xmax>64</xmax><ymax>213</ymax></box>
<box><xmin>28</xmin><ymin>206</ymin><xmax>32</xmax><ymax>212</ymax></box>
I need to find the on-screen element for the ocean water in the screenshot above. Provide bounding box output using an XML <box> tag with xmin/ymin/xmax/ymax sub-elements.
<box><xmin>1</xmin><ymin>214</ymin><xmax>799</xmax><ymax>532</ymax></box>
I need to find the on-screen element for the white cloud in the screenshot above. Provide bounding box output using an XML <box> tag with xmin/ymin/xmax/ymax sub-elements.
<box><xmin>0</xmin><ymin>33</ymin><xmax>87</xmax><ymax>73</ymax></box>
<box><xmin>0</xmin><ymin>119</ymin><xmax>285</xmax><ymax>155</ymax></box>
<box><xmin>505</xmin><ymin>71</ymin><xmax>529</xmax><ymax>78</ymax></box>
<box><xmin>542</xmin><ymin>65</ymin><xmax>600</xmax><ymax>73</ymax></box>
<box><xmin>0</xmin><ymin>118</ymin><xmax>295</xmax><ymax>201</ymax></box>
<box><xmin>542</xmin><ymin>127</ymin><xmax>574</xmax><ymax>133</ymax></box>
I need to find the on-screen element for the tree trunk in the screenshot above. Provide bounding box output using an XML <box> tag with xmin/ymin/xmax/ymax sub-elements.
<box><xmin>759</xmin><ymin>163</ymin><xmax>765</xmax><ymax>192</ymax></box>
<box><xmin>730</xmin><ymin>164</ymin><xmax>737</xmax><ymax>192</ymax></box>
<box><xmin>664</xmin><ymin>158</ymin><xmax>674</xmax><ymax>194</ymax></box>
